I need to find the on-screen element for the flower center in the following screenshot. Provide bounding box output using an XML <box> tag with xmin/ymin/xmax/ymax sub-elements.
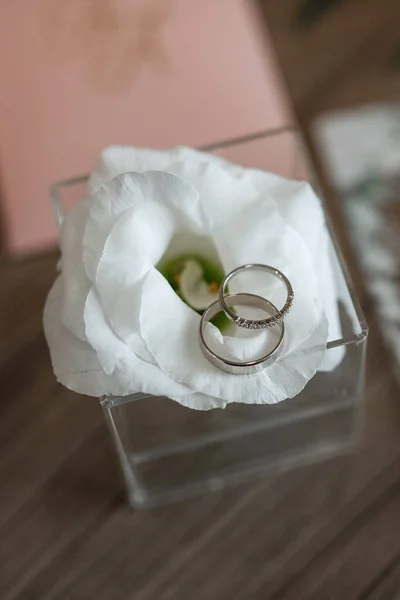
<box><xmin>158</xmin><ymin>253</ymin><xmax>229</xmax><ymax>331</ymax></box>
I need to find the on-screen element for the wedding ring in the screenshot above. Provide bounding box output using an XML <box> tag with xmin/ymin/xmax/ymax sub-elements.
<box><xmin>199</xmin><ymin>293</ymin><xmax>285</xmax><ymax>375</ymax></box>
<box><xmin>219</xmin><ymin>264</ymin><xmax>294</xmax><ymax>330</ymax></box>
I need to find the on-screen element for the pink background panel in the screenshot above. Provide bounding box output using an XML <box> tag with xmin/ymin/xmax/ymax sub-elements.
<box><xmin>0</xmin><ymin>0</ymin><xmax>290</xmax><ymax>254</ymax></box>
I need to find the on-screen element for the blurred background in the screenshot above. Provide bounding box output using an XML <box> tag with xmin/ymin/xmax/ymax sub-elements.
<box><xmin>0</xmin><ymin>0</ymin><xmax>289</xmax><ymax>253</ymax></box>
<box><xmin>1</xmin><ymin>1</ymin><xmax>400</xmax><ymax>599</ymax></box>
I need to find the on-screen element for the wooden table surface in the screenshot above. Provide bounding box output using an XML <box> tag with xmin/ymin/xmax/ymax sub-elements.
<box><xmin>258</xmin><ymin>0</ymin><xmax>400</xmax><ymax>121</ymax></box>
<box><xmin>1</xmin><ymin>249</ymin><xmax>400</xmax><ymax>600</ymax></box>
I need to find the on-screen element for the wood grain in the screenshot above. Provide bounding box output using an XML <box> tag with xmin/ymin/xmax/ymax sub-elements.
<box><xmin>0</xmin><ymin>245</ymin><xmax>399</xmax><ymax>599</ymax></box>
<box><xmin>257</xmin><ymin>0</ymin><xmax>400</xmax><ymax>120</ymax></box>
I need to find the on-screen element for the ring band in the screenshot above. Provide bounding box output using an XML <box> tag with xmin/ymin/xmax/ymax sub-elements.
<box><xmin>199</xmin><ymin>293</ymin><xmax>285</xmax><ymax>375</ymax></box>
<box><xmin>219</xmin><ymin>264</ymin><xmax>294</xmax><ymax>329</ymax></box>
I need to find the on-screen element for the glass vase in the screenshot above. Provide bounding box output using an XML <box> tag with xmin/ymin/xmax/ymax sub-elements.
<box><xmin>51</xmin><ymin>127</ymin><xmax>368</xmax><ymax>508</ymax></box>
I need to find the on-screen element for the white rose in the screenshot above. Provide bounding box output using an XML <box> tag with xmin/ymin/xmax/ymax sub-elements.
<box><xmin>44</xmin><ymin>146</ymin><xmax>341</xmax><ymax>410</ymax></box>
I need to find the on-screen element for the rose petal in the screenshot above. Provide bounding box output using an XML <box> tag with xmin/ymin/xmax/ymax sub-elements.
<box><xmin>213</xmin><ymin>324</ymin><xmax>284</xmax><ymax>363</ymax></box>
<box><xmin>89</xmin><ymin>146</ymin><xmax>177</xmax><ymax>191</ymax></box>
<box><xmin>84</xmin><ymin>287</ymin><xmax>197</xmax><ymax>399</ymax></box>
<box><xmin>169</xmin><ymin>390</ymin><xmax>228</xmax><ymax>411</ymax></box>
<box><xmin>83</xmin><ymin>173</ymin><xmax>140</xmax><ymax>283</ymax></box>
<box><xmin>314</xmin><ymin>235</ymin><xmax>345</xmax><ymax>371</ymax></box>
<box><xmin>89</xmin><ymin>145</ymin><xmax>229</xmax><ymax>191</ymax></box>
<box><xmin>44</xmin><ymin>277</ymin><xmax>111</xmax><ymax>396</ymax></box>
<box><xmin>271</xmin><ymin>180</ymin><xmax>345</xmax><ymax>370</ymax></box>
<box><xmin>145</xmin><ymin>170</ymin><xmax>207</xmax><ymax>235</ymax></box>
<box><xmin>86</xmin><ymin>171</ymin><xmax>203</xmax><ymax>359</ymax></box>
<box><xmin>85</xmin><ymin>172</ymin><xmax>196</xmax><ymax>285</ymax></box>
<box><xmin>262</xmin><ymin>314</ymin><xmax>328</xmax><ymax>401</ymax></box>
<box><xmin>94</xmin><ymin>204</ymin><xmax>173</xmax><ymax>353</ymax></box>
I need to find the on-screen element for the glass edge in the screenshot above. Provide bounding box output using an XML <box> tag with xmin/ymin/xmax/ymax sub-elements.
<box><xmin>50</xmin><ymin>173</ymin><xmax>90</xmax><ymax>229</ymax></box>
<box><xmin>324</xmin><ymin>217</ymin><xmax>369</xmax><ymax>344</ymax></box>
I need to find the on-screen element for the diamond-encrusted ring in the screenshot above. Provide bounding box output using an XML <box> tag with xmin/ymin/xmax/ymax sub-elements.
<box><xmin>199</xmin><ymin>293</ymin><xmax>285</xmax><ymax>374</ymax></box>
<box><xmin>219</xmin><ymin>264</ymin><xmax>294</xmax><ymax>330</ymax></box>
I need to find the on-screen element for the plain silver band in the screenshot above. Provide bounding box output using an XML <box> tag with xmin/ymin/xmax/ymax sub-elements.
<box><xmin>199</xmin><ymin>293</ymin><xmax>285</xmax><ymax>375</ymax></box>
<box><xmin>219</xmin><ymin>264</ymin><xmax>294</xmax><ymax>329</ymax></box>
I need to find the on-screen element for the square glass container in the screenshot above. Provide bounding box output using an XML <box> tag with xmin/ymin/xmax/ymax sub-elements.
<box><xmin>51</xmin><ymin>127</ymin><xmax>368</xmax><ymax>508</ymax></box>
